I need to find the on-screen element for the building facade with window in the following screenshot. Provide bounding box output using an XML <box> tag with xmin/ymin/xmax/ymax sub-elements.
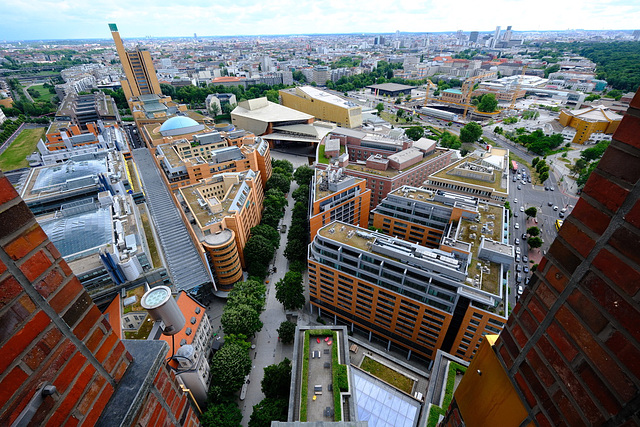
<box><xmin>177</xmin><ymin>170</ymin><xmax>264</xmax><ymax>292</ymax></box>
<box><xmin>308</xmin><ymin>203</ymin><xmax>513</xmax><ymax>363</ymax></box>
<box><xmin>310</xmin><ymin>167</ymin><xmax>371</xmax><ymax>240</ymax></box>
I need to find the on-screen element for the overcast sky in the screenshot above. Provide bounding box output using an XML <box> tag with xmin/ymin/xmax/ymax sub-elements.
<box><xmin>1</xmin><ymin>0</ymin><xmax>639</xmax><ymax>40</ymax></box>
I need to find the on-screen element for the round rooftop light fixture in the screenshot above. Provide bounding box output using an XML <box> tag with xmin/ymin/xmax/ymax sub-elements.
<box><xmin>142</xmin><ymin>286</ymin><xmax>171</xmax><ymax>308</ymax></box>
<box><xmin>141</xmin><ymin>285</ymin><xmax>185</xmax><ymax>335</ymax></box>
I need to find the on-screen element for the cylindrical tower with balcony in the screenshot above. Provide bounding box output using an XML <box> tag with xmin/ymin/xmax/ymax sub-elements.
<box><xmin>203</xmin><ymin>228</ymin><xmax>242</xmax><ymax>291</ymax></box>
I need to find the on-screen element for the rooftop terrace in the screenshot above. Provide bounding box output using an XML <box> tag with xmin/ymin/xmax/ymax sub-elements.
<box><xmin>346</xmin><ymin>151</ymin><xmax>443</xmax><ymax>178</ymax></box>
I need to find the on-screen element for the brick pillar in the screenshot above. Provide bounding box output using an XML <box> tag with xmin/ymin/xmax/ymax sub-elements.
<box><xmin>0</xmin><ymin>173</ymin><xmax>131</xmax><ymax>426</ymax></box>
<box><xmin>492</xmin><ymin>89</ymin><xmax>640</xmax><ymax>425</ymax></box>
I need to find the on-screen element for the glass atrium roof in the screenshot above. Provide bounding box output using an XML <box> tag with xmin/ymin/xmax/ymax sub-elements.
<box><xmin>353</xmin><ymin>369</ymin><xmax>420</xmax><ymax>427</ymax></box>
<box><xmin>32</xmin><ymin>158</ymin><xmax>107</xmax><ymax>193</ymax></box>
<box><xmin>39</xmin><ymin>207</ymin><xmax>113</xmax><ymax>260</ymax></box>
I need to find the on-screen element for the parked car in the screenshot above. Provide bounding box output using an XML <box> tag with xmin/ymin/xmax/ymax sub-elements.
<box><xmin>553</xmin><ymin>205</ymin><xmax>559</xmax><ymax>211</ymax></box>
<box><xmin>515</xmin><ymin>238</ymin><xmax>520</xmax><ymax>245</ymax></box>
<box><xmin>520</xmin><ymin>206</ymin><xmax>525</xmax><ymax>212</ymax></box>
<box><xmin>280</xmin><ymin>225</ymin><xmax>287</xmax><ymax>233</ymax></box>
<box><xmin>517</xmin><ymin>285</ymin><xmax>524</xmax><ymax>295</ymax></box>
<box><xmin>516</xmin><ymin>264</ymin><xmax>522</xmax><ymax>272</ymax></box>
<box><xmin>523</xmin><ymin>266</ymin><xmax>530</xmax><ymax>273</ymax></box>
<box><xmin>523</xmin><ymin>255</ymin><xmax>528</xmax><ymax>263</ymax></box>
<box><xmin>515</xmin><ymin>254</ymin><xmax>521</xmax><ymax>262</ymax></box>
<box><xmin>550</xmin><ymin>186</ymin><xmax>554</xmax><ymax>191</ymax></box>
<box><xmin>516</xmin><ymin>247</ymin><xmax>521</xmax><ymax>254</ymax></box>
<box><xmin>515</xmin><ymin>223</ymin><xmax>520</xmax><ymax>229</ymax></box>
<box><xmin>522</xmin><ymin>233</ymin><xmax>528</xmax><ymax>240</ymax></box>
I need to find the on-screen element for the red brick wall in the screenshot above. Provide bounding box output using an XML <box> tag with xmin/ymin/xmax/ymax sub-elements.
<box><xmin>132</xmin><ymin>366</ymin><xmax>199</xmax><ymax>427</ymax></box>
<box><xmin>0</xmin><ymin>173</ymin><xmax>200</xmax><ymax>426</ymax></box>
<box><xmin>0</xmin><ymin>175</ymin><xmax>132</xmax><ymax>426</ymax></box>
<box><xmin>492</xmin><ymin>89</ymin><xmax>640</xmax><ymax>426</ymax></box>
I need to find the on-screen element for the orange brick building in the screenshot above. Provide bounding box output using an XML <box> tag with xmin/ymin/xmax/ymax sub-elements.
<box><xmin>309</xmin><ymin>204</ymin><xmax>512</xmax><ymax>364</ymax></box>
<box><xmin>440</xmin><ymin>88</ymin><xmax>640</xmax><ymax>427</ymax></box>
<box><xmin>0</xmin><ymin>172</ymin><xmax>200</xmax><ymax>426</ymax></box>
<box><xmin>178</xmin><ymin>170</ymin><xmax>264</xmax><ymax>292</ymax></box>
<box><xmin>309</xmin><ymin>167</ymin><xmax>370</xmax><ymax>240</ymax></box>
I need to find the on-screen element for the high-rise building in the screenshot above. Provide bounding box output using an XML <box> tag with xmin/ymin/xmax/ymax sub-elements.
<box><xmin>309</xmin><ymin>184</ymin><xmax>514</xmax><ymax>364</ymax></box>
<box><xmin>178</xmin><ymin>170</ymin><xmax>264</xmax><ymax>292</ymax></box>
<box><xmin>0</xmin><ymin>171</ymin><xmax>200</xmax><ymax>426</ymax></box>
<box><xmin>503</xmin><ymin>25</ymin><xmax>513</xmax><ymax>42</ymax></box>
<box><xmin>440</xmin><ymin>88</ymin><xmax>640</xmax><ymax>426</ymax></box>
<box><xmin>491</xmin><ymin>26</ymin><xmax>501</xmax><ymax>48</ymax></box>
<box><xmin>469</xmin><ymin>31</ymin><xmax>479</xmax><ymax>43</ymax></box>
<box><xmin>109</xmin><ymin>23</ymin><xmax>162</xmax><ymax>100</ymax></box>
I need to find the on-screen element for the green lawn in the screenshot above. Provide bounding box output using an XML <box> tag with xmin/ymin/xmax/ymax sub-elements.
<box><xmin>360</xmin><ymin>356</ymin><xmax>414</xmax><ymax>394</ymax></box>
<box><xmin>27</xmin><ymin>84</ymin><xmax>55</xmax><ymax>102</ymax></box>
<box><xmin>0</xmin><ymin>128</ymin><xmax>45</xmax><ymax>171</ymax></box>
<box><xmin>140</xmin><ymin>211</ymin><xmax>162</xmax><ymax>268</ymax></box>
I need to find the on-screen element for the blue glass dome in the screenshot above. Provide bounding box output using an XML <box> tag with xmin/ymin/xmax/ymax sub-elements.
<box><xmin>159</xmin><ymin>116</ymin><xmax>200</xmax><ymax>132</ymax></box>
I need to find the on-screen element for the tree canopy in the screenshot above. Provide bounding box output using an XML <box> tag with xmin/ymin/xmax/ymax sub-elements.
<box><xmin>293</xmin><ymin>165</ymin><xmax>315</xmax><ymax>186</ymax></box>
<box><xmin>201</xmin><ymin>402</ymin><xmax>243</xmax><ymax>427</ymax></box>
<box><xmin>459</xmin><ymin>122</ymin><xmax>483</xmax><ymax>143</ymax></box>
<box><xmin>275</xmin><ymin>271</ymin><xmax>305</xmax><ymax>311</ymax></box>
<box><xmin>209</xmin><ymin>335</ymin><xmax>252</xmax><ymax>398</ymax></box>
<box><xmin>477</xmin><ymin>94</ymin><xmax>498</xmax><ymax>113</ymax></box>
<box><xmin>527</xmin><ymin>226</ymin><xmax>541</xmax><ymax>237</ymax></box>
<box><xmin>251</xmin><ymin>224</ymin><xmax>281</xmax><ymax>250</ymax></box>
<box><xmin>266</xmin><ymin>173</ymin><xmax>291</xmax><ymax>195</ymax></box>
<box><xmin>261</xmin><ymin>358</ymin><xmax>292</xmax><ymax>399</ymax></box>
<box><xmin>221</xmin><ymin>303</ymin><xmax>263</xmax><ymax>337</ymax></box>
<box><xmin>244</xmin><ymin>235</ymin><xmax>275</xmax><ymax>279</ymax></box>
<box><xmin>248</xmin><ymin>398</ymin><xmax>288</xmax><ymax>427</ymax></box>
<box><xmin>405</xmin><ymin>126</ymin><xmax>424</xmax><ymax>141</ymax></box>
<box><xmin>527</xmin><ymin>236</ymin><xmax>543</xmax><ymax>249</ymax></box>
<box><xmin>277</xmin><ymin>321</ymin><xmax>296</xmax><ymax>344</ymax></box>
<box><xmin>524</xmin><ymin>207</ymin><xmax>538</xmax><ymax>218</ymax></box>
<box><xmin>227</xmin><ymin>280</ymin><xmax>267</xmax><ymax>314</ymax></box>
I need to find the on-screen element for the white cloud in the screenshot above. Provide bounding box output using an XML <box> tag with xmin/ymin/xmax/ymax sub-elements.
<box><xmin>0</xmin><ymin>0</ymin><xmax>638</xmax><ymax>39</ymax></box>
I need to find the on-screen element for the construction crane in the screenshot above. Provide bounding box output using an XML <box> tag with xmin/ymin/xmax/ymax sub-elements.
<box><xmin>509</xmin><ymin>64</ymin><xmax>529</xmax><ymax>111</ymax></box>
<box><xmin>461</xmin><ymin>72</ymin><xmax>496</xmax><ymax>120</ymax></box>
<box><xmin>422</xmin><ymin>79</ymin><xmax>437</xmax><ymax>108</ymax></box>
<box><xmin>419</xmin><ymin>72</ymin><xmax>496</xmax><ymax>121</ymax></box>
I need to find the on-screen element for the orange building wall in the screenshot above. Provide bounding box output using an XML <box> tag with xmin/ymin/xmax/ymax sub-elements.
<box><xmin>372</xmin><ymin>213</ymin><xmax>444</xmax><ymax>248</ymax></box>
<box><xmin>449</xmin><ymin>305</ymin><xmax>506</xmax><ymax>361</ymax></box>
<box><xmin>310</xmin><ymin>180</ymin><xmax>370</xmax><ymax>240</ymax></box>
<box><xmin>308</xmin><ymin>260</ymin><xmax>452</xmax><ymax>361</ymax></box>
<box><xmin>441</xmin><ymin>336</ymin><xmax>530</xmax><ymax>427</ymax></box>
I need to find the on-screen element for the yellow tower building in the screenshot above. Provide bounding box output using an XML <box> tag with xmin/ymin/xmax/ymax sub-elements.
<box><xmin>109</xmin><ymin>23</ymin><xmax>162</xmax><ymax>100</ymax></box>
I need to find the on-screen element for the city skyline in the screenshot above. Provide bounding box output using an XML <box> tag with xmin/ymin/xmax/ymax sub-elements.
<box><xmin>1</xmin><ymin>0</ymin><xmax>640</xmax><ymax>41</ymax></box>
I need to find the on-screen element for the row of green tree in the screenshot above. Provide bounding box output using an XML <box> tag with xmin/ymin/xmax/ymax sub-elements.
<box><xmin>0</xmin><ymin>116</ymin><xmax>25</xmax><ymax>146</ymax></box>
<box><xmin>569</xmin><ymin>140</ymin><xmax>610</xmax><ymax>187</ymax></box>
<box><xmin>243</xmin><ymin>159</ymin><xmax>294</xmax><ymax>279</ymax></box>
<box><xmin>160</xmin><ymin>82</ymin><xmax>289</xmax><ymax>107</ymax></box>
<box><xmin>283</xmin><ymin>165</ymin><xmax>314</xmax><ymax>272</ymax></box>
<box><xmin>532</xmin><ymin>157</ymin><xmax>551</xmax><ymax>183</ymax></box>
<box><xmin>499</xmin><ymin>127</ymin><xmax>565</xmax><ymax>156</ymax></box>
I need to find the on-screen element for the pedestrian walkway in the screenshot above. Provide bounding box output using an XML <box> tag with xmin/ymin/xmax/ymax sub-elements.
<box><xmin>131</xmin><ymin>148</ymin><xmax>210</xmax><ymax>291</ymax></box>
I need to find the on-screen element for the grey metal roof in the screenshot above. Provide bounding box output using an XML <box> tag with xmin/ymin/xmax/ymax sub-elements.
<box><xmin>132</xmin><ymin>148</ymin><xmax>211</xmax><ymax>291</ymax></box>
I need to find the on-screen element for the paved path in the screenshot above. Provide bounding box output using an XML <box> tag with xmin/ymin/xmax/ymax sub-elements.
<box><xmin>239</xmin><ymin>179</ymin><xmax>299</xmax><ymax>426</ymax></box>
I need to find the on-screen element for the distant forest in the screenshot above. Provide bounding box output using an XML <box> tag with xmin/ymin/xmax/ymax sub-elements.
<box><xmin>552</xmin><ymin>41</ymin><xmax>640</xmax><ymax>92</ymax></box>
